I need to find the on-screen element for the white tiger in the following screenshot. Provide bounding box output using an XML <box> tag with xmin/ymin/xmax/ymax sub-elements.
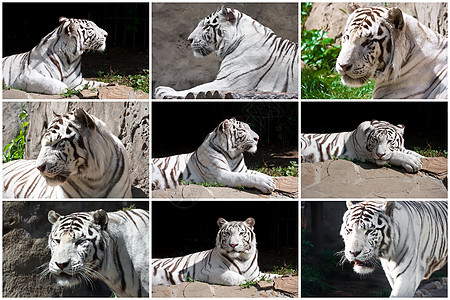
<box><xmin>301</xmin><ymin>120</ymin><xmax>423</xmax><ymax>173</ymax></box>
<box><xmin>155</xmin><ymin>6</ymin><xmax>298</xmax><ymax>99</ymax></box>
<box><xmin>336</xmin><ymin>4</ymin><xmax>448</xmax><ymax>99</ymax></box>
<box><xmin>45</xmin><ymin>208</ymin><xmax>149</xmax><ymax>297</ymax></box>
<box><xmin>152</xmin><ymin>118</ymin><xmax>276</xmax><ymax>194</ymax></box>
<box><xmin>3</xmin><ymin>108</ymin><xmax>132</xmax><ymax>198</ymax></box>
<box><xmin>3</xmin><ymin>17</ymin><xmax>108</xmax><ymax>95</ymax></box>
<box><xmin>340</xmin><ymin>201</ymin><xmax>447</xmax><ymax>297</ymax></box>
<box><xmin>152</xmin><ymin>217</ymin><xmax>281</xmax><ymax>286</ymax></box>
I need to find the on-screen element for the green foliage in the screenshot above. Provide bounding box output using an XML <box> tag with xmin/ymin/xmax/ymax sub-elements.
<box><xmin>301</xmin><ymin>67</ymin><xmax>375</xmax><ymax>99</ymax></box>
<box><xmin>252</xmin><ymin>161</ymin><xmax>299</xmax><ymax>177</ymax></box>
<box><xmin>180</xmin><ymin>180</ymin><xmax>224</xmax><ymax>188</ymax></box>
<box><xmin>301</xmin><ymin>29</ymin><xmax>341</xmax><ymax>72</ymax></box>
<box><xmin>3</xmin><ymin>104</ymin><xmax>29</xmax><ymax>163</ymax></box>
<box><xmin>413</xmin><ymin>146</ymin><xmax>448</xmax><ymax>158</ymax></box>
<box><xmin>60</xmin><ymin>88</ymin><xmax>80</xmax><ymax>98</ymax></box>
<box><xmin>301</xmin><ymin>2</ymin><xmax>313</xmax><ymax>25</ymax></box>
<box><xmin>240</xmin><ymin>278</ymin><xmax>259</xmax><ymax>288</ymax></box>
<box><xmin>377</xmin><ymin>288</ymin><xmax>391</xmax><ymax>297</ymax></box>
<box><xmin>270</xmin><ymin>264</ymin><xmax>298</xmax><ymax>276</ymax></box>
<box><xmin>97</xmin><ymin>69</ymin><xmax>149</xmax><ymax>93</ymax></box>
<box><xmin>121</xmin><ymin>204</ymin><xmax>137</xmax><ymax>211</ymax></box>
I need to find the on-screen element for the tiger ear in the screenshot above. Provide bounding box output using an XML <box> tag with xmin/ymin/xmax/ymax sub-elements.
<box><xmin>387</xmin><ymin>7</ymin><xmax>404</xmax><ymax>31</ymax></box>
<box><xmin>74</xmin><ymin>108</ymin><xmax>96</xmax><ymax>130</ymax></box>
<box><xmin>48</xmin><ymin>210</ymin><xmax>61</xmax><ymax>224</ymax></box>
<box><xmin>347</xmin><ymin>3</ymin><xmax>361</xmax><ymax>14</ymax></box>
<box><xmin>220</xmin><ymin>119</ymin><xmax>232</xmax><ymax>132</ymax></box>
<box><xmin>59</xmin><ymin>16</ymin><xmax>68</xmax><ymax>23</ymax></box>
<box><xmin>52</xmin><ymin>111</ymin><xmax>61</xmax><ymax>119</ymax></box>
<box><xmin>395</xmin><ymin>124</ymin><xmax>405</xmax><ymax>134</ymax></box>
<box><xmin>219</xmin><ymin>6</ymin><xmax>236</xmax><ymax>24</ymax></box>
<box><xmin>93</xmin><ymin>209</ymin><xmax>108</xmax><ymax>230</ymax></box>
<box><xmin>63</xmin><ymin>19</ymin><xmax>78</xmax><ymax>38</ymax></box>
<box><xmin>381</xmin><ymin>201</ymin><xmax>396</xmax><ymax>216</ymax></box>
<box><xmin>245</xmin><ymin>217</ymin><xmax>255</xmax><ymax>229</ymax></box>
<box><xmin>217</xmin><ymin>217</ymin><xmax>228</xmax><ymax>228</ymax></box>
<box><xmin>346</xmin><ymin>201</ymin><xmax>356</xmax><ymax>209</ymax></box>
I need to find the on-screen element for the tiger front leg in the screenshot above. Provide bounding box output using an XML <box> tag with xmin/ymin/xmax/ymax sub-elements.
<box><xmin>209</xmin><ymin>270</ymin><xmax>247</xmax><ymax>286</ymax></box>
<box><xmin>214</xmin><ymin>170</ymin><xmax>276</xmax><ymax>194</ymax></box>
<box><xmin>14</xmin><ymin>70</ymin><xmax>69</xmax><ymax>94</ymax></box>
<box><xmin>388</xmin><ymin>151</ymin><xmax>423</xmax><ymax>173</ymax></box>
<box><xmin>155</xmin><ymin>80</ymin><xmax>230</xmax><ymax>99</ymax></box>
<box><xmin>73</xmin><ymin>79</ymin><xmax>108</xmax><ymax>91</ymax></box>
<box><xmin>389</xmin><ymin>275</ymin><xmax>420</xmax><ymax>297</ymax></box>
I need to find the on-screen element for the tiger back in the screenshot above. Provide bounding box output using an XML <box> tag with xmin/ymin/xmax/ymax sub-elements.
<box><xmin>336</xmin><ymin>4</ymin><xmax>447</xmax><ymax>99</ymax></box>
<box><xmin>155</xmin><ymin>6</ymin><xmax>298</xmax><ymax>98</ymax></box>
<box><xmin>3</xmin><ymin>17</ymin><xmax>107</xmax><ymax>95</ymax></box>
<box><xmin>3</xmin><ymin>108</ymin><xmax>132</xmax><ymax>198</ymax></box>
<box><xmin>340</xmin><ymin>201</ymin><xmax>447</xmax><ymax>297</ymax></box>
<box><xmin>46</xmin><ymin>208</ymin><xmax>149</xmax><ymax>297</ymax></box>
<box><xmin>151</xmin><ymin>118</ymin><xmax>275</xmax><ymax>194</ymax></box>
<box><xmin>152</xmin><ymin>217</ymin><xmax>280</xmax><ymax>286</ymax></box>
<box><xmin>301</xmin><ymin>120</ymin><xmax>423</xmax><ymax>173</ymax></box>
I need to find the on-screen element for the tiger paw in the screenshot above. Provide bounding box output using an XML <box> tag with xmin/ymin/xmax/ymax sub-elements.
<box><xmin>155</xmin><ymin>86</ymin><xmax>183</xmax><ymax>99</ymax></box>
<box><xmin>256</xmin><ymin>175</ymin><xmax>276</xmax><ymax>194</ymax></box>
<box><xmin>403</xmin><ymin>155</ymin><xmax>423</xmax><ymax>173</ymax></box>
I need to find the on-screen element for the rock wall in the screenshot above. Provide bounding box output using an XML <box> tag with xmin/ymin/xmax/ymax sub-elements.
<box><xmin>152</xmin><ymin>3</ymin><xmax>298</xmax><ymax>94</ymax></box>
<box><xmin>304</xmin><ymin>2</ymin><xmax>448</xmax><ymax>43</ymax></box>
<box><xmin>3</xmin><ymin>201</ymin><xmax>148</xmax><ymax>297</ymax></box>
<box><xmin>3</xmin><ymin>101</ymin><xmax>149</xmax><ymax>197</ymax></box>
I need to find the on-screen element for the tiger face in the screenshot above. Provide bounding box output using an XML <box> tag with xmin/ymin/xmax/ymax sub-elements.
<box><xmin>216</xmin><ymin>118</ymin><xmax>259</xmax><ymax>157</ymax></box>
<box><xmin>59</xmin><ymin>17</ymin><xmax>108</xmax><ymax>52</ymax></box>
<box><xmin>188</xmin><ymin>7</ymin><xmax>238</xmax><ymax>58</ymax></box>
<box><xmin>336</xmin><ymin>5</ymin><xmax>405</xmax><ymax>87</ymax></box>
<box><xmin>216</xmin><ymin>217</ymin><xmax>256</xmax><ymax>259</ymax></box>
<box><xmin>35</xmin><ymin>108</ymin><xmax>95</xmax><ymax>186</ymax></box>
<box><xmin>47</xmin><ymin>209</ymin><xmax>108</xmax><ymax>287</ymax></box>
<box><xmin>364</xmin><ymin>120</ymin><xmax>405</xmax><ymax>166</ymax></box>
<box><xmin>340</xmin><ymin>201</ymin><xmax>394</xmax><ymax>274</ymax></box>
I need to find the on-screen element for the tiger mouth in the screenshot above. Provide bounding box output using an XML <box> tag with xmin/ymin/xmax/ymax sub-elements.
<box><xmin>191</xmin><ymin>44</ymin><xmax>213</xmax><ymax>57</ymax></box>
<box><xmin>341</xmin><ymin>73</ymin><xmax>370</xmax><ymax>87</ymax></box>
<box><xmin>354</xmin><ymin>259</ymin><xmax>375</xmax><ymax>268</ymax></box>
<box><xmin>41</xmin><ymin>173</ymin><xmax>69</xmax><ymax>185</ymax></box>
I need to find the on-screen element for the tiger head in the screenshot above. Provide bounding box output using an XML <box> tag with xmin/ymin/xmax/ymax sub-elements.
<box><xmin>47</xmin><ymin>209</ymin><xmax>108</xmax><ymax>287</ymax></box>
<box><xmin>360</xmin><ymin>120</ymin><xmax>405</xmax><ymax>166</ymax></box>
<box><xmin>35</xmin><ymin>108</ymin><xmax>100</xmax><ymax>186</ymax></box>
<box><xmin>187</xmin><ymin>6</ymin><xmax>243</xmax><ymax>58</ymax></box>
<box><xmin>340</xmin><ymin>201</ymin><xmax>394</xmax><ymax>274</ymax></box>
<box><xmin>216</xmin><ymin>217</ymin><xmax>256</xmax><ymax>259</ymax></box>
<box><xmin>214</xmin><ymin>118</ymin><xmax>259</xmax><ymax>158</ymax></box>
<box><xmin>59</xmin><ymin>17</ymin><xmax>108</xmax><ymax>53</ymax></box>
<box><xmin>336</xmin><ymin>4</ymin><xmax>406</xmax><ymax>87</ymax></box>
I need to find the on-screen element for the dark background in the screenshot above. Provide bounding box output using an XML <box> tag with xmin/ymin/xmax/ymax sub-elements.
<box><xmin>152</xmin><ymin>201</ymin><xmax>298</xmax><ymax>270</ymax></box>
<box><xmin>301</xmin><ymin>102</ymin><xmax>448</xmax><ymax>150</ymax></box>
<box><xmin>3</xmin><ymin>2</ymin><xmax>149</xmax><ymax>76</ymax></box>
<box><xmin>152</xmin><ymin>102</ymin><xmax>298</xmax><ymax>163</ymax></box>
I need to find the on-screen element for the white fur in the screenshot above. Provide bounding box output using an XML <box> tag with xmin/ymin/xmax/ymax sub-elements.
<box><xmin>336</xmin><ymin>5</ymin><xmax>447</xmax><ymax>99</ymax></box>
<box><xmin>152</xmin><ymin>118</ymin><xmax>275</xmax><ymax>194</ymax></box>
<box><xmin>3</xmin><ymin>17</ymin><xmax>107</xmax><ymax>94</ymax></box>
<box><xmin>155</xmin><ymin>7</ymin><xmax>298</xmax><ymax>98</ymax></box>
<box><xmin>301</xmin><ymin>120</ymin><xmax>423</xmax><ymax>173</ymax></box>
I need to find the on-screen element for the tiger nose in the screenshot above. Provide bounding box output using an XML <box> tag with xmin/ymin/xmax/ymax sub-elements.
<box><xmin>229</xmin><ymin>243</ymin><xmax>238</xmax><ymax>249</ymax></box>
<box><xmin>349</xmin><ymin>251</ymin><xmax>361</xmax><ymax>258</ymax></box>
<box><xmin>56</xmin><ymin>262</ymin><xmax>69</xmax><ymax>270</ymax></box>
<box><xmin>37</xmin><ymin>164</ymin><xmax>46</xmax><ymax>172</ymax></box>
<box><xmin>254</xmin><ymin>136</ymin><xmax>259</xmax><ymax>142</ymax></box>
<box><xmin>187</xmin><ymin>38</ymin><xmax>193</xmax><ymax>44</ymax></box>
<box><xmin>376</xmin><ymin>153</ymin><xmax>385</xmax><ymax>158</ymax></box>
<box><xmin>339</xmin><ymin>63</ymin><xmax>352</xmax><ymax>72</ymax></box>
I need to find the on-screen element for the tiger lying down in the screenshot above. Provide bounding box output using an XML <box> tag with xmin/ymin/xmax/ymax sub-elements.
<box><xmin>340</xmin><ymin>201</ymin><xmax>447</xmax><ymax>297</ymax></box>
<box><xmin>46</xmin><ymin>208</ymin><xmax>149</xmax><ymax>297</ymax></box>
<box><xmin>3</xmin><ymin>17</ymin><xmax>107</xmax><ymax>94</ymax></box>
<box><xmin>336</xmin><ymin>4</ymin><xmax>448</xmax><ymax>99</ymax></box>
<box><xmin>151</xmin><ymin>118</ymin><xmax>276</xmax><ymax>194</ymax></box>
<box><xmin>301</xmin><ymin>120</ymin><xmax>423</xmax><ymax>173</ymax></box>
<box><xmin>3</xmin><ymin>108</ymin><xmax>132</xmax><ymax>198</ymax></box>
<box><xmin>152</xmin><ymin>217</ymin><xmax>281</xmax><ymax>286</ymax></box>
<box><xmin>155</xmin><ymin>6</ymin><xmax>298</xmax><ymax>99</ymax></box>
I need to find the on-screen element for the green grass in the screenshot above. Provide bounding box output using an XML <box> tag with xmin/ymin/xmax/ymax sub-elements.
<box><xmin>413</xmin><ymin>146</ymin><xmax>448</xmax><ymax>158</ymax></box>
<box><xmin>251</xmin><ymin>161</ymin><xmax>298</xmax><ymax>177</ymax></box>
<box><xmin>301</xmin><ymin>68</ymin><xmax>375</xmax><ymax>99</ymax></box>
<box><xmin>180</xmin><ymin>180</ymin><xmax>224</xmax><ymax>187</ymax></box>
<box><xmin>270</xmin><ymin>264</ymin><xmax>298</xmax><ymax>276</ymax></box>
<box><xmin>3</xmin><ymin>104</ymin><xmax>28</xmax><ymax>163</ymax></box>
<box><xmin>60</xmin><ymin>88</ymin><xmax>80</xmax><ymax>98</ymax></box>
<box><xmin>97</xmin><ymin>69</ymin><xmax>149</xmax><ymax>93</ymax></box>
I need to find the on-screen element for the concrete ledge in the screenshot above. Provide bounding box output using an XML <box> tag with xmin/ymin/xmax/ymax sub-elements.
<box><xmin>301</xmin><ymin>160</ymin><xmax>447</xmax><ymax>198</ymax></box>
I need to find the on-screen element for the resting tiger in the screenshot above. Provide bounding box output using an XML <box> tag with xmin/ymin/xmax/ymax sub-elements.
<box><xmin>155</xmin><ymin>6</ymin><xmax>298</xmax><ymax>99</ymax></box>
<box><xmin>152</xmin><ymin>118</ymin><xmax>275</xmax><ymax>194</ymax></box>
<box><xmin>3</xmin><ymin>17</ymin><xmax>107</xmax><ymax>95</ymax></box>
<box><xmin>336</xmin><ymin>4</ymin><xmax>448</xmax><ymax>99</ymax></box>
<box><xmin>3</xmin><ymin>108</ymin><xmax>132</xmax><ymax>198</ymax></box>
<box><xmin>301</xmin><ymin>120</ymin><xmax>423</xmax><ymax>173</ymax></box>
<box><xmin>340</xmin><ymin>201</ymin><xmax>447</xmax><ymax>297</ymax></box>
<box><xmin>45</xmin><ymin>208</ymin><xmax>149</xmax><ymax>297</ymax></box>
<box><xmin>152</xmin><ymin>217</ymin><xmax>281</xmax><ymax>286</ymax></box>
